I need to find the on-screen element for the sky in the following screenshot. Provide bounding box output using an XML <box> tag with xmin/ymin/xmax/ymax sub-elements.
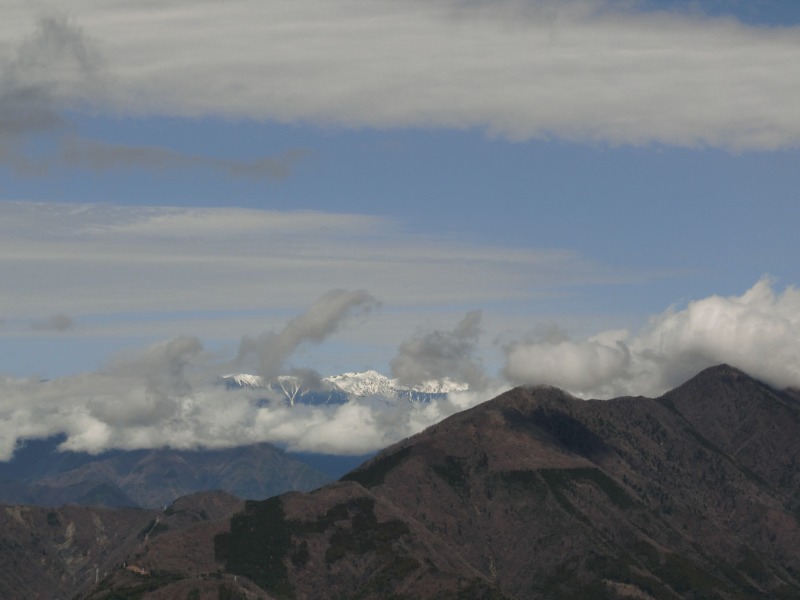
<box><xmin>1</xmin><ymin>0</ymin><xmax>799</xmax><ymax>457</ymax></box>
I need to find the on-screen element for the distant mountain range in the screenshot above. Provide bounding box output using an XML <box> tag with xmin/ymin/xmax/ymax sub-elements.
<box><xmin>0</xmin><ymin>437</ymin><xmax>331</xmax><ymax>509</ymax></box>
<box><xmin>220</xmin><ymin>369</ymin><xmax>468</xmax><ymax>405</ymax></box>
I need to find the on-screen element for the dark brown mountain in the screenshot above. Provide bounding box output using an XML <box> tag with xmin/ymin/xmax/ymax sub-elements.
<box><xmin>6</xmin><ymin>365</ymin><xmax>800</xmax><ymax>600</ymax></box>
<box><xmin>211</xmin><ymin>365</ymin><xmax>800</xmax><ymax>599</ymax></box>
<box><xmin>0</xmin><ymin>490</ymin><xmax>245</xmax><ymax>600</ymax></box>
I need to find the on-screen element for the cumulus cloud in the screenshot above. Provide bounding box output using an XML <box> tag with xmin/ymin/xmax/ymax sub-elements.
<box><xmin>0</xmin><ymin>304</ymin><xmax>502</xmax><ymax>459</ymax></box>
<box><xmin>504</xmin><ymin>277</ymin><xmax>800</xmax><ymax>398</ymax></box>
<box><xmin>0</xmin><ymin>290</ymin><xmax>384</xmax><ymax>459</ymax></box>
<box><xmin>0</xmin><ymin>287</ymin><xmax>516</xmax><ymax>460</ymax></box>
<box><xmin>505</xmin><ymin>328</ymin><xmax>631</xmax><ymax>395</ymax></box>
<box><xmin>6</xmin><ymin>279</ymin><xmax>800</xmax><ymax>460</ymax></box>
<box><xmin>237</xmin><ymin>289</ymin><xmax>380</xmax><ymax>380</ymax></box>
<box><xmin>4</xmin><ymin>1</ymin><xmax>800</xmax><ymax>150</ymax></box>
<box><xmin>391</xmin><ymin>310</ymin><xmax>488</xmax><ymax>390</ymax></box>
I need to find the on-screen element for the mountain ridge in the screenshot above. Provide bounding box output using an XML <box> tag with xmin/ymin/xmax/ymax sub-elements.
<box><xmin>211</xmin><ymin>364</ymin><xmax>800</xmax><ymax>599</ymax></box>
<box><xmin>220</xmin><ymin>369</ymin><xmax>469</xmax><ymax>404</ymax></box>
<box><xmin>4</xmin><ymin>364</ymin><xmax>800</xmax><ymax>599</ymax></box>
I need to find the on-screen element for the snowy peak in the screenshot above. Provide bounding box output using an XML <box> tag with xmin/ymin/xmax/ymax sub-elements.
<box><xmin>326</xmin><ymin>370</ymin><xmax>468</xmax><ymax>397</ymax></box>
<box><xmin>324</xmin><ymin>370</ymin><xmax>395</xmax><ymax>397</ymax></box>
<box><xmin>220</xmin><ymin>370</ymin><xmax>468</xmax><ymax>404</ymax></box>
<box><xmin>220</xmin><ymin>373</ymin><xmax>266</xmax><ymax>389</ymax></box>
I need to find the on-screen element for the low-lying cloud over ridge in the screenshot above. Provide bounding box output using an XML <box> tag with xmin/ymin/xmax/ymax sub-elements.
<box><xmin>505</xmin><ymin>277</ymin><xmax>800</xmax><ymax>398</ymax></box>
<box><xmin>1</xmin><ymin>279</ymin><xmax>799</xmax><ymax>460</ymax></box>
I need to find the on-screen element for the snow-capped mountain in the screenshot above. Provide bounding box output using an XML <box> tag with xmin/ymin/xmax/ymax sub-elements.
<box><xmin>326</xmin><ymin>370</ymin><xmax>468</xmax><ymax>397</ymax></box>
<box><xmin>220</xmin><ymin>370</ymin><xmax>468</xmax><ymax>405</ymax></box>
<box><xmin>220</xmin><ymin>373</ymin><xmax>348</xmax><ymax>406</ymax></box>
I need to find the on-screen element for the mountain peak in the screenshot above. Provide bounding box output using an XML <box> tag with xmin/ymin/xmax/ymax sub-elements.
<box><xmin>221</xmin><ymin>369</ymin><xmax>469</xmax><ymax>402</ymax></box>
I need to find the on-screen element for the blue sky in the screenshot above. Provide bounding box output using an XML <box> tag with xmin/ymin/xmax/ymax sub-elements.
<box><xmin>1</xmin><ymin>0</ymin><xmax>799</xmax><ymax>456</ymax></box>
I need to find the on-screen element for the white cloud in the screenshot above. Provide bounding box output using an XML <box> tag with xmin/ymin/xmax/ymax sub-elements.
<box><xmin>3</xmin><ymin>1</ymin><xmax>800</xmax><ymax>150</ymax></box>
<box><xmin>0</xmin><ymin>290</ymin><xmax>511</xmax><ymax>460</ymax></box>
<box><xmin>504</xmin><ymin>277</ymin><xmax>800</xmax><ymax>397</ymax></box>
<box><xmin>0</xmin><ymin>349</ymin><xmax>495</xmax><ymax>461</ymax></box>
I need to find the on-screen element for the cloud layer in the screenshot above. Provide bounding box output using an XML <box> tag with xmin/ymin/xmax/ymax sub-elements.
<box><xmin>0</xmin><ymin>292</ymin><xmax>498</xmax><ymax>460</ymax></box>
<box><xmin>4</xmin><ymin>1</ymin><xmax>800</xmax><ymax>150</ymax></box>
<box><xmin>0</xmin><ymin>200</ymin><xmax>621</xmax><ymax>323</ymax></box>
<box><xmin>505</xmin><ymin>277</ymin><xmax>800</xmax><ymax>397</ymax></box>
<box><xmin>2</xmin><ymin>279</ymin><xmax>799</xmax><ymax>460</ymax></box>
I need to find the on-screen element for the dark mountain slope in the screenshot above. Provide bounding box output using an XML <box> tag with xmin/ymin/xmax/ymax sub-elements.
<box><xmin>212</xmin><ymin>365</ymin><xmax>800</xmax><ymax>599</ymax></box>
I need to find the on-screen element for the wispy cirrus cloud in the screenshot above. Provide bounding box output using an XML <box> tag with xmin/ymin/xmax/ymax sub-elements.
<box><xmin>0</xmin><ymin>201</ymin><xmax>634</xmax><ymax>325</ymax></box>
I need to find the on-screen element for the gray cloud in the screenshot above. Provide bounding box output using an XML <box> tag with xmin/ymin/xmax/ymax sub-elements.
<box><xmin>58</xmin><ymin>137</ymin><xmax>308</xmax><ymax>180</ymax></box>
<box><xmin>0</xmin><ymin>15</ymin><xmax>102</xmax><ymax>138</ymax></box>
<box><xmin>0</xmin><ymin>16</ymin><xmax>90</xmax><ymax>169</ymax></box>
<box><xmin>0</xmin><ymin>16</ymin><xmax>306</xmax><ymax>178</ymax></box>
<box><xmin>391</xmin><ymin>310</ymin><xmax>488</xmax><ymax>390</ymax></box>
<box><xmin>237</xmin><ymin>289</ymin><xmax>380</xmax><ymax>380</ymax></box>
<box><xmin>30</xmin><ymin>314</ymin><xmax>76</xmax><ymax>332</ymax></box>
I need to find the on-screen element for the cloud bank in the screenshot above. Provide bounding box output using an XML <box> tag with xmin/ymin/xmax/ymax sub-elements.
<box><xmin>2</xmin><ymin>279</ymin><xmax>800</xmax><ymax>459</ymax></box>
<box><xmin>0</xmin><ymin>291</ymin><xmax>493</xmax><ymax>460</ymax></box>
<box><xmin>4</xmin><ymin>1</ymin><xmax>800</xmax><ymax>150</ymax></box>
<box><xmin>505</xmin><ymin>277</ymin><xmax>800</xmax><ymax>398</ymax></box>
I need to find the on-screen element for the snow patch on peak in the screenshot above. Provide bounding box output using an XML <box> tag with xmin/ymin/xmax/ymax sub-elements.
<box><xmin>324</xmin><ymin>371</ymin><xmax>468</xmax><ymax>397</ymax></box>
<box><xmin>325</xmin><ymin>370</ymin><xmax>395</xmax><ymax>397</ymax></box>
<box><xmin>220</xmin><ymin>373</ymin><xmax>265</xmax><ymax>388</ymax></box>
<box><xmin>220</xmin><ymin>370</ymin><xmax>469</xmax><ymax>404</ymax></box>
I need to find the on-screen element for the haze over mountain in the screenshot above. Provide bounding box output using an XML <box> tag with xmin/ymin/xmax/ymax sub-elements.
<box><xmin>0</xmin><ymin>437</ymin><xmax>330</xmax><ymax>509</ymax></box>
<box><xmin>4</xmin><ymin>365</ymin><xmax>798</xmax><ymax>599</ymax></box>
